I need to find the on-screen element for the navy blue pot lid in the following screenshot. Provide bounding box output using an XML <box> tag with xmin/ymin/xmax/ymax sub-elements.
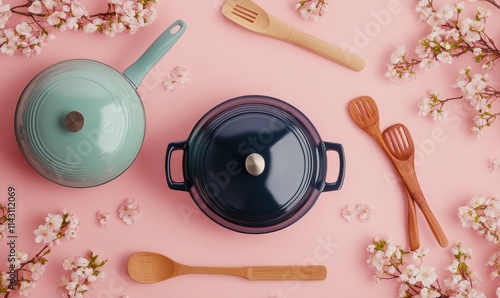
<box><xmin>166</xmin><ymin>95</ymin><xmax>345</xmax><ymax>233</ymax></box>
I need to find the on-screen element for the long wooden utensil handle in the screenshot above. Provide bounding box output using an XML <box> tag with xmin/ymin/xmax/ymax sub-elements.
<box><xmin>411</xmin><ymin>190</ymin><xmax>449</xmax><ymax>248</ymax></box>
<box><xmin>186</xmin><ymin>265</ymin><xmax>327</xmax><ymax>280</ymax></box>
<box><xmin>397</xmin><ymin>169</ymin><xmax>448</xmax><ymax>248</ymax></box>
<box><xmin>247</xmin><ymin>265</ymin><xmax>327</xmax><ymax>280</ymax></box>
<box><xmin>406</xmin><ymin>188</ymin><xmax>420</xmax><ymax>251</ymax></box>
<box><xmin>285</xmin><ymin>26</ymin><xmax>365</xmax><ymax>71</ymax></box>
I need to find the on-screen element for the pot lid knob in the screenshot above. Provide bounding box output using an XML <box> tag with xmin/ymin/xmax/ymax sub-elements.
<box><xmin>65</xmin><ymin>111</ymin><xmax>84</xmax><ymax>133</ymax></box>
<box><xmin>245</xmin><ymin>153</ymin><xmax>265</xmax><ymax>176</ymax></box>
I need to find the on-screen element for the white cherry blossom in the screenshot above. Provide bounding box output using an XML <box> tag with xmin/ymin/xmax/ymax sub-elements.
<box><xmin>295</xmin><ymin>0</ymin><xmax>330</xmax><ymax>21</ymax></box>
<box><xmin>60</xmin><ymin>252</ymin><xmax>107</xmax><ymax>297</ymax></box>
<box><xmin>386</xmin><ymin>0</ymin><xmax>500</xmax><ymax>136</ymax></box>
<box><xmin>28</xmin><ymin>1</ymin><xmax>43</xmax><ymax>14</ymax></box>
<box><xmin>0</xmin><ymin>0</ymin><xmax>158</xmax><ymax>56</ymax></box>
<box><xmin>367</xmin><ymin>237</ymin><xmax>485</xmax><ymax>297</ymax></box>
<box><xmin>118</xmin><ymin>198</ymin><xmax>141</xmax><ymax>225</ymax></box>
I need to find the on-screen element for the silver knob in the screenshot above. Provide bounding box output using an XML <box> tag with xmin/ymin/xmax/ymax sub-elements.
<box><xmin>245</xmin><ymin>153</ymin><xmax>265</xmax><ymax>176</ymax></box>
<box><xmin>65</xmin><ymin>111</ymin><xmax>84</xmax><ymax>133</ymax></box>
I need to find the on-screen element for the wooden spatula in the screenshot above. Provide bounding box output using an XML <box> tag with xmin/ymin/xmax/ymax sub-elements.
<box><xmin>348</xmin><ymin>96</ymin><xmax>421</xmax><ymax>250</ymax></box>
<box><xmin>382</xmin><ymin>124</ymin><xmax>448</xmax><ymax>248</ymax></box>
<box><xmin>221</xmin><ymin>0</ymin><xmax>365</xmax><ymax>71</ymax></box>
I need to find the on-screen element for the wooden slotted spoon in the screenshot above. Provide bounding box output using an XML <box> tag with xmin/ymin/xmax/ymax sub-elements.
<box><xmin>348</xmin><ymin>96</ymin><xmax>420</xmax><ymax>250</ymax></box>
<box><xmin>382</xmin><ymin>124</ymin><xmax>448</xmax><ymax>248</ymax></box>
<box><xmin>221</xmin><ymin>0</ymin><xmax>365</xmax><ymax>71</ymax></box>
<box><xmin>127</xmin><ymin>252</ymin><xmax>327</xmax><ymax>283</ymax></box>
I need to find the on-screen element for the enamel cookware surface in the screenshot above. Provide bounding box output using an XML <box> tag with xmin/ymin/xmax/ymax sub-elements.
<box><xmin>166</xmin><ymin>95</ymin><xmax>345</xmax><ymax>233</ymax></box>
<box><xmin>15</xmin><ymin>20</ymin><xmax>186</xmax><ymax>188</ymax></box>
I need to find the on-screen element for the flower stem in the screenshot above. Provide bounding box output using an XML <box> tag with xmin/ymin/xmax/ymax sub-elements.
<box><xmin>482</xmin><ymin>0</ymin><xmax>500</xmax><ymax>10</ymax></box>
<box><xmin>442</xmin><ymin>95</ymin><xmax>463</xmax><ymax>103</ymax></box>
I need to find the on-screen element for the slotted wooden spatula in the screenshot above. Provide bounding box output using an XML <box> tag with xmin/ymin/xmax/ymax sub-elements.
<box><xmin>382</xmin><ymin>124</ymin><xmax>448</xmax><ymax>248</ymax></box>
<box><xmin>221</xmin><ymin>0</ymin><xmax>365</xmax><ymax>71</ymax></box>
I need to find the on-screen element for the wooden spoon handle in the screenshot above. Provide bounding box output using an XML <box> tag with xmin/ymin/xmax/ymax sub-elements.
<box><xmin>186</xmin><ymin>265</ymin><xmax>327</xmax><ymax>281</ymax></box>
<box><xmin>406</xmin><ymin>188</ymin><xmax>420</xmax><ymax>251</ymax></box>
<box><xmin>247</xmin><ymin>265</ymin><xmax>327</xmax><ymax>280</ymax></box>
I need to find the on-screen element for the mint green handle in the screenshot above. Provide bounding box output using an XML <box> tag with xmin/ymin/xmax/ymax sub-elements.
<box><xmin>123</xmin><ymin>20</ymin><xmax>186</xmax><ymax>88</ymax></box>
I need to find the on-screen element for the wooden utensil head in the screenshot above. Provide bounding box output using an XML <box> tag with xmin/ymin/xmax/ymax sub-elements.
<box><xmin>222</xmin><ymin>0</ymin><xmax>270</xmax><ymax>33</ymax></box>
<box><xmin>128</xmin><ymin>252</ymin><xmax>180</xmax><ymax>283</ymax></box>
<box><xmin>348</xmin><ymin>96</ymin><xmax>380</xmax><ymax>129</ymax></box>
<box><xmin>382</xmin><ymin>123</ymin><xmax>414</xmax><ymax>161</ymax></box>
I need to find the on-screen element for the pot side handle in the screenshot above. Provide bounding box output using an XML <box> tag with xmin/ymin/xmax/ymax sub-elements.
<box><xmin>322</xmin><ymin>142</ymin><xmax>345</xmax><ymax>192</ymax></box>
<box><xmin>123</xmin><ymin>19</ymin><xmax>186</xmax><ymax>88</ymax></box>
<box><xmin>165</xmin><ymin>141</ymin><xmax>188</xmax><ymax>191</ymax></box>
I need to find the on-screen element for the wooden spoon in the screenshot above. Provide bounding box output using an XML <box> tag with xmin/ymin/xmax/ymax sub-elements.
<box><xmin>382</xmin><ymin>124</ymin><xmax>449</xmax><ymax>248</ymax></box>
<box><xmin>348</xmin><ymin>96</ymin><xmax>420</xmax><ymax>250</ymax></box>
<box><xmin>127</xmin><ymin>252</ymin><xmax>327</xmax><ymax>283</ymax></box>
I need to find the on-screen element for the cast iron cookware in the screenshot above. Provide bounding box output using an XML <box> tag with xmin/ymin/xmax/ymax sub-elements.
<box><xmin>166</xmin><ymin>95</ymin><xmax>346</xmax><ymax>233</ymax></box>
<box><xmin>15</xmin><ymin>20</ymin><xmax>186</xmax><ymax>188</ymax></box>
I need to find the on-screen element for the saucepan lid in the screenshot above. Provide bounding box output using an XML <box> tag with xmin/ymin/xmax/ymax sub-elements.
<box><xmin>14</xmin><ymin>60</ymin><xmax>147</xmax><ymax>188</ymax></box>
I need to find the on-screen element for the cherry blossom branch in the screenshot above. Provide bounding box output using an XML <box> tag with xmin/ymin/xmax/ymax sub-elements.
<box><xmin>459</xmin><ymin>196</ymin><xmax>500</xmax><ymax>295</ymax></box>
<box><xmin>0</xmin><ymin>0</ymin><xmax>159</xmax><ymax>57</ymax></box>
<box><xmin>0</xmin><ymin>210</ymin><xmax>79</xmax><ymax>297</ymax></box>
<box><xmin>367</xmin><ymin>237</ymin><xmax>483</xmax><ymax>297</ymax></box>
<box><xmin>387</xmin><ymin>0</ymin><xmax>500</xmax><ymax>138</ymax></box>
<box><xmin>59</xmin><ymin>251</ymin><xmax>107</xmax><ymax>297</ymax></box>
<box><xmin>480</xmin><ymin>0</ymin><xmax>500</xmax><ymax>10</ymax></box>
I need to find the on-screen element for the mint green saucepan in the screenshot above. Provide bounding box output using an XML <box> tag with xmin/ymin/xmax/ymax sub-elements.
<box><xmin>14</xmin><ymin>20</ymin><xmax>186</xmax><ymax>188</ymax></box>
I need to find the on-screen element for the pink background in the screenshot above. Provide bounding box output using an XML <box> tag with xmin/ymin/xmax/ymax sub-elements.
<box><xmin>1</xmin><ymin>0</ymin><xmax>500</xmax><ymax>297</ymax></box>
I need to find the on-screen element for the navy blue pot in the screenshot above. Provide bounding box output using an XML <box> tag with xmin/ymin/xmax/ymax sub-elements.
<box><xmin>166</xmin><ymin>95</ymin><xmax>345</xmax><ymax>234</ymax></box>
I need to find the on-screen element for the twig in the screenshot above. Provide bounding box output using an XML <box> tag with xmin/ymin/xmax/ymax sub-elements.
<box><xmin>482</xmin><ymin>0</ymin><xmax>500</xmax><ymax>10</ymax></box>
